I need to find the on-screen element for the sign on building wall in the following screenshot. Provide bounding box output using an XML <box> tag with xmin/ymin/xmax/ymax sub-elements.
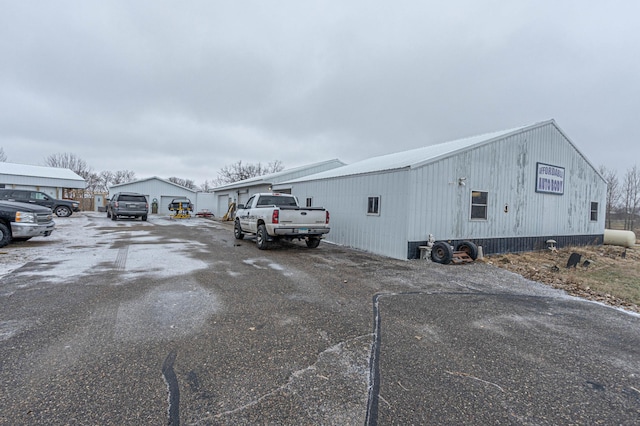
<box><xmin>536</xmin><ymin>162</ymin><xmax>565</xmax><ymax>195</ymax></box>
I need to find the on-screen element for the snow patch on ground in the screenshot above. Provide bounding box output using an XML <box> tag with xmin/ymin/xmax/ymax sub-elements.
<box><xmin>0</xmin><ymin>212</ymin><xmax>211</xmax><ymax>283</ymax></box>
<box><xmin>114</xmin><ymin>280</ymin><xmax>220</xmax><ymax>341</ymax></box>
<box><xmin>243</xmin><ymin>258</ymin><xmax>287</xmax><ymax>272</ymax></box>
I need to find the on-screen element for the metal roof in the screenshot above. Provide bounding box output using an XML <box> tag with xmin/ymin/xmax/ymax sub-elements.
<box><xmin>286</xmin><ymin>120</ymin><xmax>559</xmax><ymax>182</ymax></box>
<box><xmin>212</xmin><ymin>159</ymin><xmax>346</xmax><ymax>191</ymax></box>
<box><xmin>0</xmin><ymin>162</ymin><xmax>85</xmax><ymax>182</ymax></box>
<box><xmin>110</xmin><ymin>176</ymin><xmax>198</xmax><ymax>193</ymax></box>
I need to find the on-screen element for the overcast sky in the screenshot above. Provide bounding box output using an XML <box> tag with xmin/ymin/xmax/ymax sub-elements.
<box><xmin>1</xmin><ymin>1</ymin><xmax>638</xmax><ymax>186</ymax></box>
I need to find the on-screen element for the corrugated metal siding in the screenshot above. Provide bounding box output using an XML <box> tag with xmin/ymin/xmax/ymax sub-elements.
<box><xmin>109</xmin><ymin>179</ymin><xmax>196</xmax><ymax>214</ymax></box>
<box><xmin>289</xmin><ymin>170</ymin><xmax>410</xmax><ymax>259</ymax></box>
<box><xmin>287</xmin><ymin>122</ymin><xmax>605</xmax><ymax>260</ymax></box>
<box><xmin>407</xmin><ymin>124</ymin><xmax>606</xmax><ymax>244</ymax></box>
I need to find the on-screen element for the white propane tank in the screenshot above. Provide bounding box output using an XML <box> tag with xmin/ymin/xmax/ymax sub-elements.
<box><xmin>603</xmin><ymin>229</ymin><xmax>636</xmax><ymax>248</ymax></box>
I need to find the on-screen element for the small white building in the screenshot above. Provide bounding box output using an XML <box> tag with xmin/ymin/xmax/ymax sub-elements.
<box><xmin>275</xmin><ymin>120</ymin><xmax>607</xmax><ymax>259</ymax></box>
<box><xmin>0</xmin><ymin>162</ymin><xmax>86</xmax><ymax>198</ymax></box>
<box><xmin>109</xmin><ymin>177</ymin><xmax>200</xmax><ymax>215</ymax></box>
<box><xmin>211</xmin><ymin>159</ymin><xmax>346</xmax><ymax>216</ymax></box>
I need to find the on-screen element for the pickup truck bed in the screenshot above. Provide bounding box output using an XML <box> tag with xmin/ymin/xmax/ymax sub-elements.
<box><xmin>234</xmin><ymin>193</ymin><xmax>330</xmax><ymax>249</ymax></box>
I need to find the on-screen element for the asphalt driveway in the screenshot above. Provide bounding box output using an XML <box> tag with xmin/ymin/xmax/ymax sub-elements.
<box><xmin>0</xmin><ymin>213</ymin><xmax>638</xmax><ymax>425</ymax></box>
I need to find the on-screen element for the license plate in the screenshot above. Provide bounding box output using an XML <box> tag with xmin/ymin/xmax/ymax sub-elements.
<box><xmin>298</xmin><ymin>228</ymin><xmax>309</xmax><ymax>234</ymax></box>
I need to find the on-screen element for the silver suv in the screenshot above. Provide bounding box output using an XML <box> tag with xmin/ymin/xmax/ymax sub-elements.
<box><xmin>107</xmin><ymin>192</ymin><xmax>148</xmax><ymax>221</ymax></box>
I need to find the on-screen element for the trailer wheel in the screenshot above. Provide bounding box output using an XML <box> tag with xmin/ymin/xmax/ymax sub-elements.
<box><xmin>256</xmin><ymin>224</ymin><xmax>269</xmax><ymax>250</ymax></box>
<box><xmin>431</xmin><ymin>241</ymin><xmax>453</xmax><ymax>264</ymax></box>
<box><xmin>456</xmin><ymin>241</ymin><xmax>479</xmax><ymax>260</ymax></box>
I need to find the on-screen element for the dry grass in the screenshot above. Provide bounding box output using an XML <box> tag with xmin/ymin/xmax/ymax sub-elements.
<box><xmin>486</xmin><ymin>244</ymin><xmax>640</xmax><ymax>314</ymax></box>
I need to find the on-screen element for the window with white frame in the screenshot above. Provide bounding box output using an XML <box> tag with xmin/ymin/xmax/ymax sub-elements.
<box><xmin>470</xmin><ymin>191</ymin><xmax>488</xmax><ymax>220</ymax></box>
<box><xmin>367</xmin><ymin>196</ymin><xmax>380</xmax><ymax>215</ymax></box>
<box><xmin>306</xmin><ymin>197</ymin><xmax>313</xmax><ymax>207</ymax></box>
<box><xmin>590</xmin><ymin>202</ymin><xmax>598</xmax><ymax>221</ymax></box>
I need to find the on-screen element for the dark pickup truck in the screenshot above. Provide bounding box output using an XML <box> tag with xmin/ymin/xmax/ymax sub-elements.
<box><xmin>0</xmin><ymin>189</ymin><xmax>79</xmax><ymax>217</ymax></box>
<box><xmin>0</xmin><ymin>200</ymin><xmax>55</xmax><ymax>247</ymax></box>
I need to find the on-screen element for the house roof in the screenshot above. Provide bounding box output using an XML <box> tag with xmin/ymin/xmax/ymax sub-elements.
<box><xmin>110</xmin><ymin>176</ymin><xmax>198</xmax><ymax>193</ymax></box>
<box><xmin>285</xmin><ymin>120</ymin><xmax>586</xmax><ymax>183</ymax></box>
<box><xmin>212</xmin><ymin>159</ymin><xmax>346</xmax><ymax>191</ymax></box>
<box><xmin>0</xmin><ymin>162</ymin><xmax>86</xmax><ymax>182</ymax></box>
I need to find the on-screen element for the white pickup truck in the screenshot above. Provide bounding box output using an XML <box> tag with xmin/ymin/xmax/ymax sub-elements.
<box><xmin>233</xmin><ymin>193</ymin><xmax>330</xmax><ymax>249</ymax></box>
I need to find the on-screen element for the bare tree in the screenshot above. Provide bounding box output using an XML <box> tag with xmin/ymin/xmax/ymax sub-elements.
<box><xmin>599</xmin><ymin>165</ymin><xmax>621</xmax><ymax>229</ymax></box>
<box><xmin>98</xmin><ymin>170</ymin><xmax>136</xmax><ymax>192</ymax></box>
<box><xmin>622</xmin><ymin>166</ymin><xmax>640</xmax><ymax>231</ymax></box>
<box><xmin>113</xmin><ymin>170</ymin><xmax>136</xmax><ymax>185</ymax></box>
<box><xmin>85</xmin><ymin>172</ymin><xmax>102</xmax><ymax>195</ymax></box>
<box><xmin>0</xmin><ymin>147</ymin><xmax>7</xmax><ymax>162</ymax></box>
<box><xmin>44</xmin><ymin>153</ymin><xmax>93</xmax><ymax>180</ymax></box>
<box><xmin>214</xmin><ymin>160</ymin><xmax>285</xmax><ymax>186</ymax></box>
<box><xmin>199</xmin><ymin>179</ymin><xmax>215</xmax><ymax>192</ymax></box>
<box><xmin>168</xmin><ymin>177</ymin><xmax>196</xmax><ymax>190</ymax></box>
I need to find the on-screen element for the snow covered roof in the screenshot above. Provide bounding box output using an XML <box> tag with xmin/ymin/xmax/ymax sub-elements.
<box><xmin>110</xmin><ymin>176</ymin><xmax>198</xmax><ymax>193</ymax></box>
<box><xmin>0</xmin><ymin>162</ymin><xmax>85</xmax><ymax>182</ymax></box>
<box><xmin>213</xmin><ymin>159</ymin><xmax>346</xmax><ymax>191</ymax></box>
<box><xmin>286</xmin><ymin>121</ymin><xmax>555</xmax><ymax>183</ymax></box>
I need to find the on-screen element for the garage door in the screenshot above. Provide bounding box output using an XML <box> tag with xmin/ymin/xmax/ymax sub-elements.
<box><xmin>160</xmin><ymin>196</ymin><xmax>177</xmax><ymax>215</ymax></box>
<box><xmin>217</xmin><ymin>195</ymin><xmax>232</xmax><ymax>217</ymax></box>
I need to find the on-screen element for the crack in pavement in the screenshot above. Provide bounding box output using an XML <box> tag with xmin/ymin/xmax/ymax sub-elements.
<box><xmin>194</xmin><ymin>334</ymin><xmax>372</xmax><ymax>424</ymax></box>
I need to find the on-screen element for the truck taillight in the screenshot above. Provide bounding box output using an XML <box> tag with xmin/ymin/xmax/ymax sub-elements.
<box><xmin>272</xmin><ymin>209</ymin><xmax>279</xmax><ymax>224</ymax></box>
<box><xmin>114</xmin><ymin>201</ymin><xmax>119</xmax><ymax>208</ymax></box>
<box><xmin>326</xmin><ymin>211</ymin><xmax>330</xmax><ymax>224</ymax></box>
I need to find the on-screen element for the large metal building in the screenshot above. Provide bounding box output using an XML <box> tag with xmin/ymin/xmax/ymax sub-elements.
<box><xmin>109</xmin><ymin>177</ymin><xmax>199</xmax><ymax>215</ymax></box>
<box><xmin>0</xmin><ymin>162</ymin><xmax>85</xmax><ymax>198</ymax></box>
<box><xmin>275</xmin><ymin>120</ymin><xmax>607</xmax><ymax>260</ymax></box>
<box><xmin>211</xmin><ymin>159</ymin><xmax>345</xmax><ymax>216</ymax></box>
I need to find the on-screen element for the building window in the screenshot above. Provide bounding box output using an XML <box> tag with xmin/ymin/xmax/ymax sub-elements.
<box><xmin>471</xmin><ymin>191</ymin><xmax>488</xmax><ymax>220</ymax></box>
<box><xmin>306</xmin><ymin>197</ymin><xmax>313</xmax><ymax>207</ymax></box>
<box><xmin>367</xmin><ymin>196</ymin><xmax>380</xmax><ymax>215</ymax></box>
<box><xmin>590</xmin><ymin>202</ymin><xmax>598</xmax><ymax>221</ymax></box>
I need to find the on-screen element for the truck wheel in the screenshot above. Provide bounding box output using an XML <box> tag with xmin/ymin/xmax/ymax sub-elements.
<box><xmin>141</xmin><ymin>215</ymin><xmax>148</xmax><ymax>221</ymax></box>
<box><xmin>306</xmin><ymin>237</ymin><xmax>321</xmax><ymax>248</ymax></box>
<box><xmin>111</xmin><ymin>212</ymin><xmax>118</xmax><ymax>221</ymax></box>
<box><xmin>431</xmin><ymin>241</ymin><xmax>453</xmax><ymax>264</ymax></box>
<box><xmin>54</xmin><ymin>206</ymin><xmax>72</xmax><ymax>217</ymax></box>
<box><xmin>0</xmin><ymin>222</ymin><xmax>11</xmax><ymax>248</ymax></box>
<box><xmin>106</xmin><ymin>209</ymin><xmax>111</xmax><ymax>218</ymax></box>
<box><xmin>234</xmin><ymin>220</ymin><xmax>244</xmax><ymax>240</ymax></box>
<box><xmin>256</xmin><ymin>224</ymin><xmax>269</xmax><ymax>250</ymax></box>
<box><xmin>456</xmin><ymin>241</ymin><xmax>478</xmax><ymax>260</ymax></box>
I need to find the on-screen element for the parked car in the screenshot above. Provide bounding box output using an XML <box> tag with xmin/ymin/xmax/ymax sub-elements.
<box><xmin>234</xmin><ymin>193</ymin><xmax>330</xmax><ymax>249</ymax></box>
<box><xmin>168</xmin><ymin>198</ymin><xmax>193</xmax><ymax>211</ymax></box>
<box><xmin>0</xmin><ymin>200</ymin><xmax>55</xmax><ymax>247</ymax></box>
<box><xmin>107</xmin><ymin>192</ymin><xmax>149</xmax><ymax>221</ymax></box>
<box><xmin>0</xmin><ymin>189</ymin><xmax>79</xmax><ymax>217</ymax></box>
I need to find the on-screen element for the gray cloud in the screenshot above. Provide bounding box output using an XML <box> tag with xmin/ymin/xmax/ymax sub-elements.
<box><xmin>1</xmin><ymin>1</ymin><xmax>638</xmax><ymax>184</ymax></box>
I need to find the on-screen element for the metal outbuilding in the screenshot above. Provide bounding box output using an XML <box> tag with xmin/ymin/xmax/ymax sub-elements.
<box><xmin>275</xmin><ymin>120</ymin><xmax>607</xmax><ymax>260</ymax></box>
<box><xmin>0</xmin><ymin>162</ymin><xmax>86</xmax><ymax>199</ymax></box>
<box><xmin>211</xmin><ymin>159</ymin><xmax>346</xmax><ymax>216</ymax></box>
<box><xmin>109</xmin><ymin>177</ymin><xmax>199</xmax><ymax>216</ymax></box>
